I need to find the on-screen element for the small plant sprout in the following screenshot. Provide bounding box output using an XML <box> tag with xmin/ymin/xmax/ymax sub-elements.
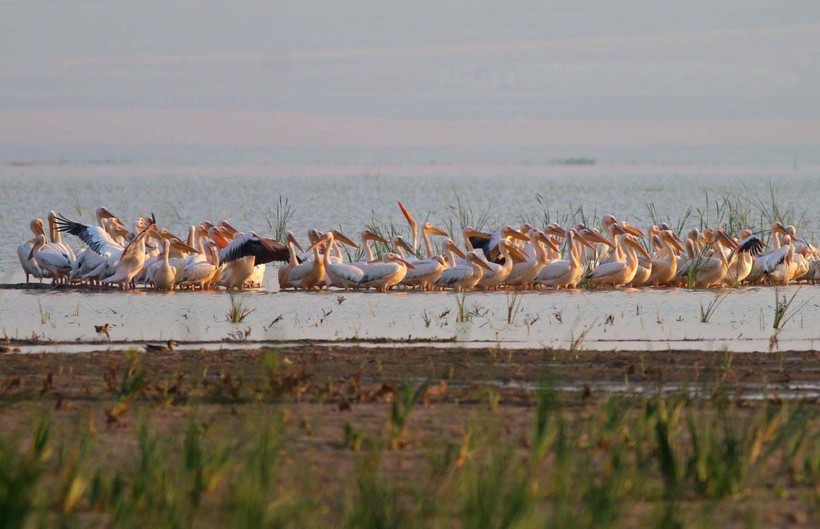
<box><xmin>700</xmin><ymin>292</ymin><xmax>729</xmax><ymax>323</ymax></box>
<box><xmin>772</xmin><ymin>287</ymin><xmax>812</xmax><ymax>329</ymax></box>
<box><xmin>226</xmin><ymin>294</ymin><xmax>255</xmax><ymax>323</ymax></box>
<box><xmin>265</xmin><ymin>194</ymin><xmax>294</xmax><ymax>242</ymax></box>
<box><xmin>505</xmin><ymin>292</ymin><xmax>523</xmax><ymax>324</ymax></box>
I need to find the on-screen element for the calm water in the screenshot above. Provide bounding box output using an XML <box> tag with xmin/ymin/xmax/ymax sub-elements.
<box><xmin>2</xmin><ymin>160</ymin><xmax>819</xmax><ymax>351</ymax></box>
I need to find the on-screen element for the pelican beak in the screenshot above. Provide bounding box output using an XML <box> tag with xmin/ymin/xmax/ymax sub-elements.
<box><xmin>210</xmin><ymin>229</ymin><xmax>230</xmax><ymax>249</ymax></box>
<box><xmin>464</xmin><ymin>228</ymin><xmax>492</xmax><ymax>240</ymax></box>
<box><xmin>717</xmin><ymin>230</ymin><xmax>739</xmax><ymax>251</ymax></box>
<box><xmin>330</xmin><ymin>230</ymin><xmax>359</xmax><ymax>248</ymax></box>
<box><xmin>394</xmin><ymin>237</ymin><xmax>415</xmax><ymax>254</ymax></box>
<box><xmin>446</xmin><ymin>241</ymin><xmax>466</xmax><ymax>259</ymax></box>
<box><xmin>544</xmin><ymin>225</ymin><xmax>567</xmax><ymax>238</ymax></box>
<box><xmin>364</xmin><ymin>230</ymin><xmax>390</xmax><ymax>244</ymax></box>
<box><xmin>622</xmin><ymin>222</ymin><xmax>644</xmax><ymax>237</ymax></box>
<box><xmin>625</xmin><ymin>237</ymin><xmax>652</xmax><ymax>260</ymax></box>
<box><xmin>505</xmin><ymin>244</ymin><xmax>529</xmax><ymax>263</ymax></box>
<box><xmin>580</xmin><ymin>229</ymin><xmax>614</xmax><ymax>248</ymax></box>
<box><xmin>472</xmin><ymin>254</ymin><xmax>495</xmax><ymax>272</ymax></box>
<box><xmin>666</xmin><ymin>234</ymin><xmax>685</xmax><ymax>253</ymax></box>
<box><xmin>172</xmin><ymin>240</ymin><xmax>201</xmax><ymax>254</ymax></box>
<box><xmin>398</xmin><ymin>258</ymin><xmax>416</xmax><ymax>269</ymax></box>
<box><xmin>424</xmin><ymin>223</ymin><xmax>449</xmax><ymax>237</ymax></box>
<box><xmin>398</xmin><ymin>201</ymin><xmax>414</xmax><ymax>222</ymax></box>
<box><xmin>573</xmin><ymin>233</ymin><xmax>596</xmax><ymax>250</ymax></box>
<box><xmin>503</xmin><ymin>226</ymin><xmax>530</xmax><ymax>242</ymax></box>
<box><xmin>219</xmin><ymin>220</ymin><xmax>238</xmax><ymax>235</ymax></box>
<box><xmin>307</xmin><ymin>234</ymin><xmax>332</xmax><ymax>253</ymax></box>
<box><xmin>287</xmin><ymin>233</ymin><xmax>305</xmax><ymax>253</ymax></box>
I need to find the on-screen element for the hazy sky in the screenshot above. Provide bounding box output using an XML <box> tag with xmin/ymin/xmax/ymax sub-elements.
<box><xmin>2</xmin><ymin>1</ymin><xmax>819</xmax><ymax>150</ymax></box>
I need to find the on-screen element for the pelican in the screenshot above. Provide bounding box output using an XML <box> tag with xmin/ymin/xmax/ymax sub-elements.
<box><xmin>747</xmin><ymin>223</ymin><xmax>788</xmax><ymax>284</ymax></box>
<box><xmin>763</xmin><ymin>234</ymin><xmax>794</xmax><ymax>285</ymax></box>
<box><xmin>477</xmin><ymin>240</ymin><xmax>527</xmax><ymax>290</ymax></box>
<box><xmin>358</xmin><ymin>253</ymin><xmax>415</xmax><ymax>292</ymax></box>
<box><xmin>686</xmin><ymin>229</ymin><xmax>739</xmax><ymax>288</ymax></box>
<box><xmin>309</xmin><ymin>232</ymin><xmax>367</xmax><ymax>290</ymax></box>
<box><xmin>645</xmin><ymin>230</ymin><xmax>685</xmax><ymax>287</ymax></box>
<box><xmin>151</xmin><ymin>240</ymin><xmax>179</xmax><ymax>291</ymax></box>
<box><xmin>588</xmin><ymin>226</ymin><xmax>652</xmax><ymax>288</ymax></box>
<box><xmin>101</xmin><ymin>219</ymin><xmax>157</xmax><ymax>289</ymax></box>
<box><xmin>468</xmin><ymin>225</ymin><xmax>530</xmax><ymax>264</ymax></box>
<box><xmin>724</xmin><ymin>230</ymin><xmax>765</xmax><ymax>285</ymax></box>
<box><xmin>277</xmin><ymin>232</ymin><xmax>305</xmax><ymax>290</ymax></box>
<box><xmin>219</xmin><ymin>232</ymin><xmax>290</xmax><ymax>289</ymax></box>
<box><xmin>179</xmin><ymin>242</ymin><xmax>221</xmax><ymax>289</ymax></box>
<box><xmin>392</xmin><ymin>236</ymin><xmax>447</xmax><ymax>290</ymax></box>
<box><xmin>436</xmin><ymin>250</ymin><xmax>493</xmax><ymax>292</ymax></box>
<box><xmin>28</xmin><ymin>234</ymin><xmax>72</xmax><ymax>284</ymax></box>
<box><xmin>536</xmin><ymin>229</ymin><xmax>595</xmax><ymax>290</ymax></box>
<box><xmin>17</xmin><ymin>219</ymin><xmax>49</xmax><ymax>283</ymax></box>
<box><xmin>285</xmin><ymin>230</ymin><xmax>357</xmax><ymax>289</ymax></box>
<box><xmin>505</xmin><ymin>231</ymin><xmax>558</xmax><ymax>288</ymax></box>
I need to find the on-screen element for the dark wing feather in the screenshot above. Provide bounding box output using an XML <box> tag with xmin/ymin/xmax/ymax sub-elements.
<box><xmin>469</xmin><ymin>236</ymin><xmax>491</xmax><ymax>256</ymax></box>
<box><xmin>54</xmin><ymin>214</ymin><xmax>109</xmax><ymax>254</ymax></box>
<box><xmin>737</xmin><ymin>236</ymin><xmax>765</xmax><ymax>256</ymax></box>
<box><xmin>220</xmin><ymin>237</ymin><xmax>291</xmax><ymax>265</ymax></box>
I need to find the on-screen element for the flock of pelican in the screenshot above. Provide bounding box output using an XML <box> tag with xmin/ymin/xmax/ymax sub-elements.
<box><xmin>16</xmin><ymin>203</ymin><xmax>820</xmax><ymax>293</ymax></box>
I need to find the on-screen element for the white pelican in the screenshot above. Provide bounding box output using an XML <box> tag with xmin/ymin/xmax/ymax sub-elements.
<box><xmin>436</xmin><ymin>250</ymin><xmax>493</xmax><ymax>292</ymax></box>
<box><xmin>397</xmin><ymin>202</ymin><xmax>450</xmax><ymax>257</ymax></box>
<box><xmin>17</xmin><ymin>219</ymin><xmax>49</xmax><ymax>283</ymax></box>
<box><xmin>151</xmin><ymin>240</ymin><xmax>179</xmax><ymax>291</ymax></box>
<box><xmin>218</xmin><ymin>232</ymin><xmax>290</xmax><ymax>289</ymax></box>
<box><xmin>102</xmin><ymin>220</ymin><xmax>157</xmax><ymax>289</ymax></box>
<box><xmin>505</xmin><ymin>231</ymin><xmax>558</xmax><ymax>288</ymax></box>
<box><xmin>277</xmin><ymin>232</ymin><xmax>305</xmax><ymax>290</ymax></box>
<box><xmin>645</xmin><ymin>230</ymin><xmax>685</xmax><ymax>287</ymax></box>
<box><xmin>179</xmin><ymin>242</ymin><xmax>220</xmax><ymax>289</ymax></box>
<box><xmin>685</xmin><ymin>229</ymin><xmax>739</xmax><ymax>288</ymax></box>
<box><xmin>309</xmin><ymin>232</ymin><xmax>367</xmax><ymax>290</ymax></box>
<box><xmin>28</xmin><ymin>234</ymin><xmax>72</xmax><ymax>284</ymax></box>
<box><xmin>468</xmin><ymin>225</ymin><xmax>530</xmax><ymax>263</ymax></box>
<box><xmin>763</xmin><ymin>234</ymin><xmax>794</xmax><ymax>284</ymax></box>
<box><xmin>46</xmin><ymin>211</ymin><xmax>76</xmax><ymax>264</ymax></box>
<box><xmin>391</xmin><ymin>236</ymin><xmax>449</xmax><ymax>290</ymax></box>
<box><xmin>723</xmin><ymin>230</ymin><xmax>765</xmax><ymax>285</ymax></box>
<box><xmin>588</xmin><ymin>227</ymin><xmax>652</xmax><ymax>288</ymax></box>
<box><xmin>358</xmin><ymin>253</ymin><xmax>415</xmax><ymax>292</ymax></box>
<box><xmin>536</xmin><ymin>229</ymin><xmax>595</xmax><ymax>290</ymax></box>
<box><xmin>477</xmin><ymin>240</ymin><xmax>527</xmax><ymax>290</ymax></box>
<box><xmin>285</xmin><ymin>230</ymin><xmax>357</xmax><ymax>289</ymax></box>
<box><xmin>747</xmin><ymin>223</ymin><xmax>787</xmax><ymax>284</ymax></box>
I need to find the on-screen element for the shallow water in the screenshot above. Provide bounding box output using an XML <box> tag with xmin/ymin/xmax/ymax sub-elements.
<box><xmin>2</xmin><ymin>160</ymin><xmax>819</xmax><ymax>351</ymax></box>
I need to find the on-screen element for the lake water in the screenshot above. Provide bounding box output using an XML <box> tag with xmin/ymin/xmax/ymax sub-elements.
<box><xmin>2</xmin><ymin>158</ymin><xmax>819</xmax><ymax>351</ymax></box>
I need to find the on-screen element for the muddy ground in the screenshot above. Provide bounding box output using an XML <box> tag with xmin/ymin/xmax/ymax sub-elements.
<box><xmin>0</xmin><ymin>345</ymin><xmax>817</xmax><ymax>527</ymax></box>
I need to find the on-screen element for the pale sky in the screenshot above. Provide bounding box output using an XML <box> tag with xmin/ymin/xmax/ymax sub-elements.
<box><xmin>2</xmin><ymin>1</ymin><xmax>819</xmax><ymax>151</ymax></box>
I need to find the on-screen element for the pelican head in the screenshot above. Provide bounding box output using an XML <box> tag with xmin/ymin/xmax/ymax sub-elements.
<box><xmin>393</xmin><ymin>236</ymin><xmax>415</xmax><ymax>254</ymax></box>
<box><xmin>422</xmin><ymin>222</ymin><xmax>449</xmax><ymax>237</ymax></box>
<box><xmin>362</xmin><ymin>229</ymin><xmax>390</xmax><ymax>245</ymax></box>
<box><xmin>28</xmin><ymin>234</ymin><xmax>47</xmax><ymax>260</ymax></box>
<box><xmin>286</xmin><ymin>232</ymin><xmax>305</xmax><ymax>253</ymax></box>
<box><xmin>502</xmin><ymin>225</ymin><xmax>530</xmax><ymax>242</ymax></box>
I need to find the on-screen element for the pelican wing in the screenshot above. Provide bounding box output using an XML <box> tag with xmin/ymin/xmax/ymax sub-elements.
<box><xmin>54</xmin><ymin>214</ymin><xmax>123</xmax><ymax>255</ymax></box>
<box><xmin>737</xmin><ymin>235</ymin><xmax>765</xmax><ymax>256</ymax></box>
<box><xmin>36</xmin><ymin>248</ymin><xmax>72</xmax><ymax>271</ymax></box>
<box><xmin>538</xmin><ymin>260</ymin><xmax>571</xmax><ymax>282</ymax></box>
<box><xmin>221</xmin><ymin>235</ymin><xmax>291</xmax><ymax>265</ymax></box>
<box><xmin>436</xmin><ymin>265</ymin><xmax>473</xmax><ymax>286</ymax></box>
